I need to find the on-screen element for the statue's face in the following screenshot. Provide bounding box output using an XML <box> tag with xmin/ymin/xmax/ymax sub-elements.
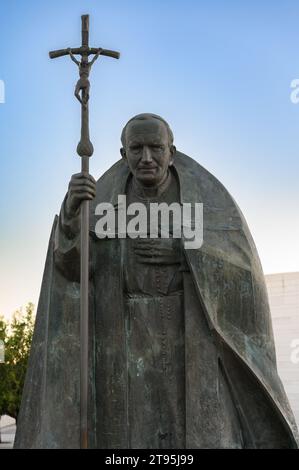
<box><xmin>122</xmin><ymin>119</ymin><xmax>175</xmax><ymax>187</ymax></box>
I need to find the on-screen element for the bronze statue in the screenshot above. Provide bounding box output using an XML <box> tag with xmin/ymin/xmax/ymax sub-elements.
<box><xmin>12</xmin><ymin>11</ymin><xmax>299</xmax><ymax>451</ymax></box>
<box><xmin>14</xmin><ymin>112</ymin><xmax>299</xmax><ymax>449</ymax></box>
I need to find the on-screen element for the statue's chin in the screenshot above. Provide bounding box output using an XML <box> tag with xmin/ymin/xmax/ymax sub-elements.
<box><xmin>135</xmin><ymin>175</ymin><xmax>159</xmax><ymax>188</ymax></box>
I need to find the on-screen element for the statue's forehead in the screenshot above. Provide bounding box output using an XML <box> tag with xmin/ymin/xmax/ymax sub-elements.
<box><xmin>126</xmin><ymin>119</ymin><xmax>167</xmax><ymax>141</ymax></box>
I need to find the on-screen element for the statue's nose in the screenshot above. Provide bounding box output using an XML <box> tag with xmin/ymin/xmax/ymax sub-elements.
<box><xmin>141</xmin><ymin>146</ymin><xmax>152</xmax><ymax>162</ymax></box>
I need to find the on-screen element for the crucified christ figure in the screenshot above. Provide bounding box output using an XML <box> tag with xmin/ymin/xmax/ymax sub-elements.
<box><xmin>67</xmin><ymin>48</ymin><xmax>102</xmax><ymax>106</ymax></box>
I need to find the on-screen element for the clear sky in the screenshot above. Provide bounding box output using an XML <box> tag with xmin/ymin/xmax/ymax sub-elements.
<box><xmin>0</xmin><ymin>0</ymin><xmax>299</xmax><ymax>318</ymax></box>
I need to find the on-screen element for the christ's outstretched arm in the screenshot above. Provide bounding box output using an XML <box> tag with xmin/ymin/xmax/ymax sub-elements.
<box><xmin>89</xmin><ymin>49</ymin><xmax>103</xmax><ymax>66</ymax></box>
<box><xmin>67</xmin><ymin>48</ymin><xmax>80</xmax><ymax>66</ymax></box>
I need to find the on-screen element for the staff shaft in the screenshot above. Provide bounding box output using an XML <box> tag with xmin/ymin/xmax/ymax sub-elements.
<box><xmin>80</xmin><ymin>155</ymin><xmax>89</xmax><ymax>450</ymax></box>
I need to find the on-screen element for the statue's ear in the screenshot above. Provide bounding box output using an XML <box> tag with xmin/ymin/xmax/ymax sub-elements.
<box><xmin>169</xmin><ymin>145</ymin><xmax>176</xmax><ymax>166</ymax></box>
<box><xmin>120</xmin><ymin>147</ymin><xmax>126</xmax><ymax>160</ymax></box>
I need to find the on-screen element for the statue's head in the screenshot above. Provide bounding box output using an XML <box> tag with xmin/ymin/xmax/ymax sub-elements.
<box><xmin>120</xmin><ymin>113</ymin><xmax>176</xmax><ymax>187</ymax></box>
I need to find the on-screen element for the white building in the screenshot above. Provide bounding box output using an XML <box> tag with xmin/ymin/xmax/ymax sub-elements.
<box><xmin>265</xmin><ymin>272</ymin><xmax>299</xmax><ymax>429</ymax></box>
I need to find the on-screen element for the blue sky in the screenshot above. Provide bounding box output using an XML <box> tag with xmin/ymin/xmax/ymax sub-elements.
<box><xmin>1</xmin><ymin>0</ymin><xmax>299</xmax><ymax>317</ymax></box>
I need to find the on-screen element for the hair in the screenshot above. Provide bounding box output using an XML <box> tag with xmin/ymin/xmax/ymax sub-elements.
<box><xmin>121</xmin><ymin>113</ymin><xmax>174</xmax><ymax>148</ymax></box>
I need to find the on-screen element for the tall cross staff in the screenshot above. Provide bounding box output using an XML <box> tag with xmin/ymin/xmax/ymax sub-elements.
<box><xmin>49</xmin><ymin>14</ymin><xmax>120</xmax><ymax>449</ymax></box>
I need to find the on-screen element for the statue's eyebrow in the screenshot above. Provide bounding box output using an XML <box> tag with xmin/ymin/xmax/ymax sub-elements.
<box><xmin>128</xmin><ymin>137</ymin><xmax>144</xmax><ymax>144</ymax></box>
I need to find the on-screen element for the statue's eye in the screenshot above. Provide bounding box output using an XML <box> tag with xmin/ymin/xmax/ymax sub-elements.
<box><xmin>130</xmin><ymin>145</ymin><xmax>142</xmax><ymax>152</ymax></box>
<box><xmin>152</xmin><ymin>145</ymin><xmax>164</xmax><ymax>151</ymax></box>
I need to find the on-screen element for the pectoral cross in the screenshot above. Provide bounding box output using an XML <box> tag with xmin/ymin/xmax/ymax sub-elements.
<box><xmin>49</xmin><ymin>14</ymin><xmax>120</xmax><ymax>449</ymax></box>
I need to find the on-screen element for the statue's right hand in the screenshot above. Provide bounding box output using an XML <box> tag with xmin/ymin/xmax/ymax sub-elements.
<box><xmin>65</xmin><ymin>172</ymin><xmax>96</xmax><ymax>218</ymax></box>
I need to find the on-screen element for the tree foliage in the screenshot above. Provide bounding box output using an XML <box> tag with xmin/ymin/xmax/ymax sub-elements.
<box><xmin>0</xmin><ymin>303</ymin><xmax>35</xmax><ymax>422</ymax></box>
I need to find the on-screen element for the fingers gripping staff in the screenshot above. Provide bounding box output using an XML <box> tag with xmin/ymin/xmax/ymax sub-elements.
<box><xmin>49</xmin><ymin>14</ymin><xmax>120</xmax><ymax>449</ymax></box>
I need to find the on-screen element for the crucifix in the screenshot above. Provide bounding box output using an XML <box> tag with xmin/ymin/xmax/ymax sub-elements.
<box><xmin>49</xmin><ymin>14</ymin><xmax>120</xmax><ymax>449</ymax></box>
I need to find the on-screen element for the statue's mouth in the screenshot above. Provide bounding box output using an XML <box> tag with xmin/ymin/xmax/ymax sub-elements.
<box><xmin>138</xmin><ymin>167</ymin><xmax>157</xmax><ymax>172</ymax></box>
